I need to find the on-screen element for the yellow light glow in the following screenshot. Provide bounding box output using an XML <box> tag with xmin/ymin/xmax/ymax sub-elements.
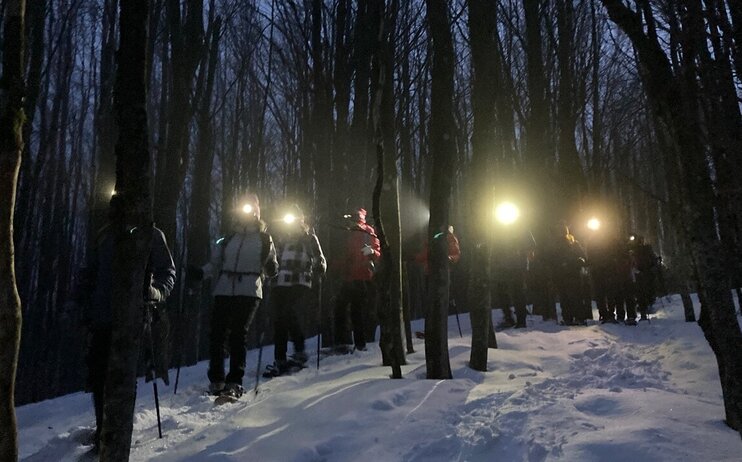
<box><xmin>495</xmin><ymin>202</ymin><xmax>520</xmax><ymax>225</ymax></box>
<box><xmin>242</xmin><ymin>204</ymin><xmax>254</xmax><ymax>214</ymax></box>
<box><xmin>111</xmin><ymin>189</ymin><xmax>117</xmax><ymax>197</ymax></box>
<box><xmin>283</xmin><ymin>213</ymin><xmax>297</xmax><ymax>224</ymax></box>
<box><xmin>587</xmin><ymin>218</ymin><xmax>601</xmax><ymax>231</ymax></box>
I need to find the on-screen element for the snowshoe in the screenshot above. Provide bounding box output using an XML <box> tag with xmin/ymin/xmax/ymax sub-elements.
<box><xmin>262</xmin><ymin>359</ymin><xmax>306</xmax><ymax>379</ymax></box>
<box><xmin>624</xmin><ymin>319</ymin><xmax>638</xmax><ymax>326</ymax></box>
<box><xmin>414</xmin><ymin>331</ymin><xmax>425</xmax><ymax>339</ymax></box>
<box><xmin>320</xmin><ymin>345</ymin><xmax>355</xmax><ymax>356</ymax></box>
<box><xmin>214</xmin><ymin>383</ymin><xmax>243</xmax><ymax>406</ymax></box>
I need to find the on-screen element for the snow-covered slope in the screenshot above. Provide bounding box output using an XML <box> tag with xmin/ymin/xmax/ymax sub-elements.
<box><xmin>18</xmin><ymin>296</ymin><xmax>742</xmax><ymax>461</ymax></box>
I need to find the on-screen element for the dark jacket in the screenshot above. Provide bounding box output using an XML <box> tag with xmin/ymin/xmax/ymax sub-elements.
<box><xmin>83</xmin><ymin>224</ymin><xmax>176</xmax><ymax>327</ymax></box>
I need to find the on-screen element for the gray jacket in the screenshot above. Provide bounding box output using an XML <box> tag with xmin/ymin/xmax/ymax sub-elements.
<box><xmin>205</xmin><ymin>220</ymin><xmax>278</xmax><ymax>298</ymax></box>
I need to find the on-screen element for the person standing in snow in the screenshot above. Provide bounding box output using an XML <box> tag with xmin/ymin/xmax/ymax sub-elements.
<box><xmin>79</xmin><ymin>201</ymin><xmax>176</xmax><ymax>452</ymax></box>
<box><xmin>545</xmin><ymin>222</ymin><xmax>588</xmax><ymax>326</ymax></box>
<box><xmin>332</xmin><ymin>207</ymin><xmax>381</xmax><ymax>352</ymax></box>
<box><xmin>202</xmin><ymin>194</ymin><xmax>278</xmax><ymax>397</ymax></box>
<box><xmin>414</xmin><ymin>225</ymin><xmax>462</xmax><ymax>271</ymax></box>
<box><xmin>628</xmin><ymin>234</ymin><xmax>658</xmax><ymax>322</ymax></box>
<box><xmin>587</xmin><ymin>234</ymin><xmax>624</xmax><ymax>324</ymax></box>
<box><xmin>491</xmin><ymin>230</ymin><xmax>536</xmax><ymax>329</ymax></box>
<box><xmin>614</xmin><ymin>236</ymin><xmax>636</xmax><ymax>324</ymax></box>
<box><xmin>267</xmin><ymin>204</ymin><xmax>326</xmax><ymax>375</ymax></box>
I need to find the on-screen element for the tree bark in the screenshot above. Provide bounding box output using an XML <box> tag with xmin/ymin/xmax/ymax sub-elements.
<box><xmin>467</xmin><ymin>0</ymin><xmax>498</xmax><ymax>372</ymax></box>
<box><xmin>154</xmin><ymin>0</ymin><xmax>203</xmax><ymax>244</ymax></box>
<box><xmin>184</xmin><ymin>14</ymin><xmax>221</xmax><ymax>366</ymax></box>
<box><xmin>99</xmin><ymin>0</ymin><xmax>154</xmax><ymax>459</ymax></box>
<box><xmin>555</xmin><ymin>0</ymin><xmax>586</xmax><ymax>210</ymax></box>
<box><xmin>424</xmin><ymin>0</ymin><xmax>455</xmax><ymax>380</ymax></box>
<box><xmin>0</xmin><ymin>2</ymin><xmax>26</xmax><ymax>460</ymax></box>
<box><xmin>600</xmin><ymin>0</ymin><xmax>742</xmax><ymax>436</ymax></box>
<box><xmin>371</xmin><ymin>0</ymin><xmax>406</xmax><ymax>375</ymax></box>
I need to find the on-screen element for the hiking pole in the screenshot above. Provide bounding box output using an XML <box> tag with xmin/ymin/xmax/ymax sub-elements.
<box><xmin>451</xmin><ymin>298</ymin><xmax>463</xmax><ymax>338</ymax></box>
<box><xmin>317</xmin><ymin>276</ymin><xmax>323</xmax><ymax>370</ymax></box>
<box><xmin>173</xmin><ymin>289</ymin><xmax>186</xmax><ymax>395</ymax></box>
<box><xmin>145</xmin><ymin>301</ymin><xmax>163</xmax><ymax>439</ymax></box>
<box><xmin>254</xmin><ymin>330</ymin><xmax>265</xmax><ymax>396</ymax></box>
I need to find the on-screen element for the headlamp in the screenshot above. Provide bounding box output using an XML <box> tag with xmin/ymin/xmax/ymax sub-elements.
<box><xmin>587</xmin><ymin>218</ymin><xmax>601</xmax><ymax>231</ymax></box>
<box><xmin>111</xmin><ymin>188</ymin><xmax>117</xmax><ymax>197</ymax></box>
<box><xmin>629</xmin><ymin>234</ymin><xmax>636</xmax><ymax>241</ymax></box>
<box><xmin>495</xmin><ymin>202</ymin><xmax>520</xmax><ymax>225</ymax></box>
<box><xmin>242</xmin><ymin>203</ymin><xmax>254</xmax><ymax>215</ymax></box>
<box><xmin>283</xmin><ymin>213</ymin><xmax>297</xmax><ymax>224</ymax></box>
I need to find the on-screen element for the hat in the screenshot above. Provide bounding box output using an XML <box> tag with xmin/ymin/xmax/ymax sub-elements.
<box><xmin>356</xmin><ymin>208</ymin><xmax>367</xmax><ymax>220</ymax></box>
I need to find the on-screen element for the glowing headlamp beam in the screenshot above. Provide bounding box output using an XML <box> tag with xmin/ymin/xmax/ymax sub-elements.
<box><xmin>242</xmin><ymin>203</ymin><xmax>254</xmax><ymax>215</ymax></box>
<box><xmin>495</xmin><ymin>202</ymin><xmax>520</xmax><ymax>225</ymax></box>
<box><xmin>587</xmin><ymin>218</ymin><xmax>601</xmax><ymax>231</ymax></box>
<box><xmin>283</xmin><ymin>213</ymin><xmax>297</xmax><ymax>224</ymax></box>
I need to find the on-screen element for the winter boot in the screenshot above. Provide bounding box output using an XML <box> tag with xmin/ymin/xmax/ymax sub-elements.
<box><xmin>222</xmin><ymin>382</ymin><xmax>244</xmax><ymax>399</ymax></box>
<box><xmin>291</xmin><ymin>351</ymin><xmax>309</xmax><ymax>364</ymax></box>
<box><xmin>209</xmin><ymin>381</ymin><xmax>226</xmax><ymax>396</ymax></box>
<box><xmin>263</xmin><ymin>360</ymin><xmax>290</xmax><ymax>378</ymax></box>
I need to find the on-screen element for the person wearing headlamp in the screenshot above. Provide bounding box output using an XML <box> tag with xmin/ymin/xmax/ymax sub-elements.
<box><xmin>202</xmin><ymin>193</ymin><xmax>278</xmax><ymax>398</ymax></box>
<box><xmin>545</xmin><ymin>222</ymin><xmax>588</xmax><ymax>326</ymax></box>
<box><xmin>265</xmin><ymin>204</ymin><xmax>326</xmax><ymax>375</ymax></box>
<box><xmin>489</xmin><ymin>201</ymin><xmax>534</xmax><ymax>329</ymax></box>
<box><xmin>333</xmin><ymin>207</ymin><xmax>381</xmax><ymax>353</ymax></box>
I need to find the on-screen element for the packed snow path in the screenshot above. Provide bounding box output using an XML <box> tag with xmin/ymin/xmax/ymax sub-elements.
<box><xmin>18</xmin><ymin>295</ymin><xmax>742</xmax><ymax>461</ymax></box>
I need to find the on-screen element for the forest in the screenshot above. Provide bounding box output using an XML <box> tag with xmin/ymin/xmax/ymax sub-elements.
<box><xmin>1</xmin><ymin>0</ymin><xmax>742</xmax><ymax>459</ymax></box>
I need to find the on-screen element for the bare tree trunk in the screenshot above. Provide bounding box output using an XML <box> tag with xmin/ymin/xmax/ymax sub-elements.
<box><xmin>524</xmin><ymin>0</ymin><xmax>550</xmax><ymax>211</ymax></box>
<box><xmin>371</xmin><ymin>0</ymin><xmax>406</xmax><ymax>374</ymax></box>
<box><xmin>601</xmin><ymin>0</ymin><xmax>742</xmax><ymax>436</ymax></box>
<box><xmin>99</xmin><ymin>0</ymin><xmax>153</xmax><ymax>459</ymax></box>
<box><xmin>0</xmin><ymin>2</ymin><xmax>26</xmax><ymax>460</ymax></box>
<box><xmin>555</xmin><ymin>0</ymin><xmax>585</xmax><ymax>209</ymax></box>
<box><xmin>467</xmin><ymin>0</ymin><xmax>498</xmax><ymax>372</ymax></box>
<box><xmin>184</xmin><ymin>13</ymin><xmax>221</xmax><ymax>366</ymax></box>
<box><xmin>92</xmin><ymin>0</ymin><xmax>119</xmax><ymax>226</ymax></box>
<box><xmin>424</xmin><ymin>0</ymin><xmax>454</xmax><ymax>380</ymax></box>
<box><xmin>154</xmin><ymin>0</ymin><xmax>203</xmax><ymax>244</ymax></box>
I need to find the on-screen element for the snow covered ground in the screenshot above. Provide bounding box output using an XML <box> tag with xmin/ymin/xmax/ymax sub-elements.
<box><xmin>17</xmin><ymin>295</ymin><xmax>742</xmax><ymax>461</ymax></box>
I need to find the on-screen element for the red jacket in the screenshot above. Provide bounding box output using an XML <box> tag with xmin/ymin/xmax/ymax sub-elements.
<box><xmin>342</xmin><ymin>220</ymin><xmax>381</xmax><ymax>281</ymax></box>
<box><xmin>414</xmin><ymin>232</ymin><xmax>461</xmax><ymax>274</ymax></box>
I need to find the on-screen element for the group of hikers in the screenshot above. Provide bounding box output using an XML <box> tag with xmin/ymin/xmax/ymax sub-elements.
<box><xmin>491</xmin><ymin>221</ymin><xmax>661</xmax><ymax>330</ymax></box>
<box><xmin>78</xmin><ymin>192</ymin><xmax>662</xmax><ymax>453</ymax></box>
<box><xmin>79</xmin><ymin>194</ymin><xmax>384</xmax><ymax>451</ymax></box>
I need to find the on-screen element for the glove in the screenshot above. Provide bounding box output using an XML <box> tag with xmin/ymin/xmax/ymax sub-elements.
<box><xmin>361</xmin><ymin>245</ymin><xmax>374</xmax><ymax>257</ymax></box>
<box><xmin>145</xmin><ymin>285</ymin><xmax>164</xmax><ymax>303</ymax></box>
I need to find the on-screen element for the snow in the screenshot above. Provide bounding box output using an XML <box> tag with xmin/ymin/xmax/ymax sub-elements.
<box><xmin>17</xmin><ymin>295</ymin><xmax>742</xmax><ymax>461</ymax></box>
